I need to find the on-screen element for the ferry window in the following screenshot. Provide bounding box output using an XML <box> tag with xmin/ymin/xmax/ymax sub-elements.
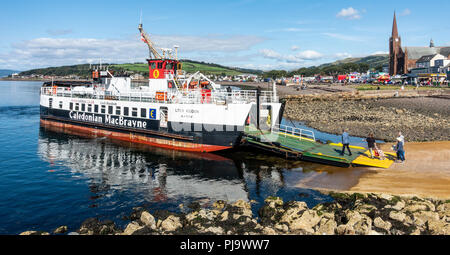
<box><xmin>132</xmin><ymin>108</ymin><xmax>138</xmax><ymax>117</ymax></box>
<box><xmin>166</xmin><ymin>63</ymin><xmax>172</xmax><ymax>70</ymax></box>
<box><xmin>116</xmin><ymin>106</ymin><xmax>121</xmax><ymax>115</ymax></box>
<box><xmin>94</xmin><ymin>105</ymin><xmax>99</xmax><ymax>113</ymax></box>
<box><xmin>59</xmin><ymin>101</ymin><xmax>63</xmax><ymax>109</ymax></box>
<box><xmin>124</xmin><ymin>107</ymin><xmax>129</xmax><ymax>116</ymax></box>
<box><xmin>69</xmin><ymin>102</ymin><xmax>73</xmax><ymax>110</ymax></box>
<box><xmin>75</xmin><ymin>103</ymin><xmax>79</xmax><ymax>111</ymax></box>
<box><xmin>108</xmin><ymin>106</ymin><xmax>113</xmax><ymax>114</ymax></box>
<box><xmin>157</xmin><ymin>63</ymin><xmax>163</xmax><ymax>69</ymax></box>
<box><xmin>141</xmin><ymin>108</ymin><xmax>146</xmax><ymax>118</ymax></box>
<box><xmin>101</xmin><ymin>105</ymin><xmax>106</xmax><ymax>114</ymax></box>
<box><xmin>87</xmin><ymin>104</ymin><xmax>92</xmax><ymax>112</ymax></box>
<box><xmin>151</xmin><ymin>63</ymin><xmax>156</xmax><ymax>69</ymax></box>
<box><xmin>81</xmin><ymin>104</ymin><xmax>86</xmax><ymax>112</ymax></box>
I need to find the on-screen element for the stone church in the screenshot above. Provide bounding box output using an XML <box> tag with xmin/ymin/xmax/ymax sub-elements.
<box><xmin>389</xmin><ymin>12</ymin><xmax>450</xmax><ymax>75</ymax></box>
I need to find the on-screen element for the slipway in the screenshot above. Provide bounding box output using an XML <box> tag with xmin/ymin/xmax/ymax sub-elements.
<box><xmin>242</xmin><ymin>125</ymin><xmax>395</xmax><ymax>168</ymax></box>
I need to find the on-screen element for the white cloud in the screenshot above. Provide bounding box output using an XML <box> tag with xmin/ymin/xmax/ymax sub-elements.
<box><xmin>296</xmin><ymin>50</ymin><xmax>323</xmax><ymax>60</ymax></box>
<box><xmin>260</xmin><ymin>49</ymin><xmax>282</xmax><ymax>59</ymax></box>
<box><xmin>336</xmin><ymin>7</ymin><xmax>362</xmax><ymax>20</ymax></box>
<box><xmin>0</xmin><ymin>34</ymin><xmax>265</xmax><ymax>70</ymax></box>
<box><xmin>399</xmin><ymin>9</ymin><xmax>411</xmax><ymax>16</ymax></box>
<box><xmin>334</xmin><ymin>52</ymin><xmax>352</xmax><ymax>59</ymax></box>
<box><xmin>242</xmin><ymin>62</ymin><xmax>305</xmax><ymax>71</ymax></box>
<box><xmin>153</xmin><ymin>34</ymin><xmax>265</xmax><ymax>52</ymax></box>
<box><xmin>371</xmin><ymin>51</ymin><xmax>389</xmax><ymax>55</ymax></box>
<box><xmin>260</xmin><ymin>49</ymin><xmax>323</xmax><ymax>63</ymax></box>
<box><xmin>322</xmin><ymin>33</ymin><xmax>365</xmax><ymax>42</ymax></box>
<box><xmin>291</xmin><ymin>45</ymin><xmax>300</xmax><ymax>51</ymax></box>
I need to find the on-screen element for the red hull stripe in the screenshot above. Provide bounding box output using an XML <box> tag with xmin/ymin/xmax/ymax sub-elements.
<box><xmin>40</xmin><ymin>119</ymin><xmax>232</xmax><ymax>153</ymax></box>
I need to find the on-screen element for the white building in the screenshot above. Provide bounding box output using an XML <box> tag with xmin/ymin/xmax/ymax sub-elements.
<box><xmin>236</xmin><ymin>74</ymin><xmax>258</xmax><ymax>82</ymax></box>
<box><xmin>415</xmin><ymin>54</ymin><xmax>446</xmax><ymax>68</ymax></box>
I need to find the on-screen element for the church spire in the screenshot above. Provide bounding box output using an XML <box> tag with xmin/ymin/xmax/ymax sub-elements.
<box><xmin>430</xmin><ymin>38</ymin><xmax>435</xmax><ymax>47</ymax></box>
<box><xmin>392</xmin><ymin>11</ymin><xmax>398</xmax><ymax>38</ymax></box>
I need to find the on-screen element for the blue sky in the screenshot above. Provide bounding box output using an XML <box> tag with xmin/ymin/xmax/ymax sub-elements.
<box><xmin>1</xmin><ymin>0</ymin><xmax>449</xmax><ymax>71</ymax></box>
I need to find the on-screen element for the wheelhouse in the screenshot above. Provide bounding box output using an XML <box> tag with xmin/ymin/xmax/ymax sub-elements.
<box><xmin>148</xmin><ymin>59</ymin><xmax>182</xmax><ymax>79</ymax></box>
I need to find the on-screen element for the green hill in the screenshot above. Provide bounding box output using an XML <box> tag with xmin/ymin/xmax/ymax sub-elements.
<box><xmin>19</xmin><ymin>64</ymin><xmax>92</xmax><ymax>77</ymax></box>
<box><xmin>264</xmin><ymin>54</ymin><xmax>389</xmax><ymax>78</ymax></box>
<box><xmin>19</xmin><ymin>60</ymin><xmax>262</xmax><ymax>78</ymax></box>
<box><xmin>319</xmin><ymin>54</ymin><xmax>389</xmax><ymax>69</ymax></box>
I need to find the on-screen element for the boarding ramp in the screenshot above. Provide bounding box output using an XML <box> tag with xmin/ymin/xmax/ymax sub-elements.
<box><xmin>243</xmin><ymin>124</ymin><xmax>394</xmax><ymax>168</ymax></box>
<box><xmin>272</xmin><ymin>124</ymin><xmax>316</xmax><ymax>142</ymax></box>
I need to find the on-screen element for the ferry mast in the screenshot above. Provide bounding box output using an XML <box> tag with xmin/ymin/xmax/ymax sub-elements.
<box><xmin>138</xmin><ymin>23</ymin><xmax>163</xmax><ymax>59</ymax></box>
<box><xmin>138</xmin><ymin>23</ymin><xmax>177</xmax><ymax>60</ymax></box>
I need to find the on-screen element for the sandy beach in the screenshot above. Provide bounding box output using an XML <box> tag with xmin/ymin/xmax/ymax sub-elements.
<box><xmin>295</xmin><ymin>141</ymin><xmax>450</xmax><ymax>199</ymax></box>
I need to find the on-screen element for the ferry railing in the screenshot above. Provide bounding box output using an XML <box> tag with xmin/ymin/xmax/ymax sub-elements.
<box><xmin>41</xmin><ymin>87</ymin><xmax>278</xmax><ymax>105</ymax></box>
<box><xmin>272</xmin><ymin>124</ymin><xmax>316</xmax><ymax>142</ymax></box>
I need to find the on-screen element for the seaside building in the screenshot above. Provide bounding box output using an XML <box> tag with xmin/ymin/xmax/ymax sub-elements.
<box><xmin>415</xmin><ymin>54</ymin><xmax>446</xmax><ymax>69</ymax></box>
<box><xmin>389</xmin><ymin>12</ymin><xmax>450</xmax><ymax>76</ymax></box>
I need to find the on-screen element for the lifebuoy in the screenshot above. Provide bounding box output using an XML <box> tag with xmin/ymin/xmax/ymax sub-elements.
<box><xmin>153</xmin><ymin>69</ymin><xmax>160</xmax><ymax>79</ymax></box>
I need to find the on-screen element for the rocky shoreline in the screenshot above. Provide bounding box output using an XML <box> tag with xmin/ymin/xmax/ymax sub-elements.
<box><xmin>20</xmin><ymin>192</ymin><xmax>450</xmax><ymax>235</ymax></box>
<box><xmin>284</xmin><ymin>95</ymin><xmax>450</xmax><ymax>142</ymax></box>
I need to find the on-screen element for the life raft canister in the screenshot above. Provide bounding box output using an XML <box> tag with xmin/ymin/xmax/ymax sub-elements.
<box><xmin>155</xmin><ymin>92</ymin><xmax>167</xmax><ymax>101</ymax></box>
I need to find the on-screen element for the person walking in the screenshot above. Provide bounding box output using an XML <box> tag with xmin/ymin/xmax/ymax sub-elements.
<box><xmin>365</xmin><ymin>133</ymin><xmax>376</xmax><ymax>159</ymax></box>
<box><xmin>395</xmin><ymin>132</ymin><xmax>405</xmax><ymax>163</ymax></box>
<box><xmin>341</xmin><ymin>129</ymin><xmax>352</xmax><ymax>156</ymax></box>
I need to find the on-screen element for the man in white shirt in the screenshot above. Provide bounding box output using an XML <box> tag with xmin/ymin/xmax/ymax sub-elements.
<box><xmin>396</xmin><ymin>132</ymin><xmax>406</xmax><ymax>162</ymax></box>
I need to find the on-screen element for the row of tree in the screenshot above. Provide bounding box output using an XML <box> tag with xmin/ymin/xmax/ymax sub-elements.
<box><xmin>262</xmin><ymin>63</ymin><xmax>383</xmax><ymax>79</ymax></box>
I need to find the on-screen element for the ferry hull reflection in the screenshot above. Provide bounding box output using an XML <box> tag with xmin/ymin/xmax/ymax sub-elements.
<box><xmin>38</xmin><ymin>124</ymin><xmax>330</xmax><ymax>211</ymax></box>
<box><xmin>38</xmin><ymin>125</ymin><xmax>248</xmax><ymax>203</ymax></box>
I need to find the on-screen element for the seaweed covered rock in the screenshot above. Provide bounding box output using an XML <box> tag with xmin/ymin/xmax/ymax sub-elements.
<box><xmin>140</xmin><ymin>211</ymin><xmax>156</xmax><ymax>229</ymax></box>
<box><xmin>289</xmin><ymin>210</ymin><xmax>322</xmax><ymax>234</ymax></box>
<box><xmin>160</xmin><ymin>215</ymin><xmax>183</xmax><ymax>232</ymax></box>
<box><xmin>77</xmin><ymin>218</ymin><xmax>119</xmax><ymax>235</ymax></box>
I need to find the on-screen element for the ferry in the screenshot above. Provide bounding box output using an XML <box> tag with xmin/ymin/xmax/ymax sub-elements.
<box><xmin>39</xmin><ymin>24</ymin><xmax>282</xmax><ymax>153</ymax></box>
